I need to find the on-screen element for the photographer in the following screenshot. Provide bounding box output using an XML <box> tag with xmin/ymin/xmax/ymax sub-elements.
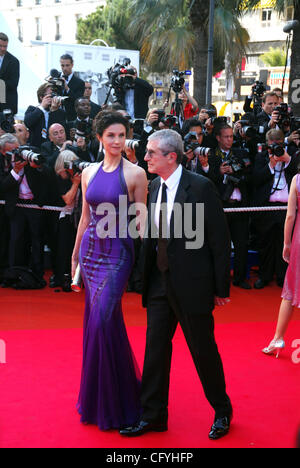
<box><xmin>256</xmin><ymin>92</ymin><xmax>280</xmax><ymax>135</ymax></box>
<box><xmin>84</xmin><ymin>82</ymin><xmax>102</xmax><ymax>119</ymax></box>
<box><xmin>233</xmin><ymin>112</ymin><xmax>263</xmax><ymax>164</ymax></box>
<box><xmin>52</xmin><ymin>150</ymin><xmax>82</xmax><ymax>291</ymax></box>
<box><xmin>59</xmin><ymin>54</ymin><xmax>85</xmax><ymax>122</ymax></box>
<box><xmin>213</xmin><ymin>125</ymin><xmax>253</xmax><ymax>289</ymax></box>
<box><xmin>14</xmin><ymin>123</ymin><xmax>30</xmax><ymax>146</ymax></box>
<box><xmin>24</xmin><ymin>83</ymin><xmax>67</xmax><ymax>149</ymax></box>
<box><xmin>253</xmin><ymin>129</ymin><xmax>299</xmax><ymax>289</ymax></box>
<box><xmin>181</xmin><ymin>118</ymin><xmax>217</xmax><ymax>181</ymax></box>
<box><xmin>165</xmin><ymin>86</ymin><xmax>199</xmax><ymax>124</ymax></box>
<box><xmin>108</xmin><ymin>60</ymin><xmax>153</xmax><ymax>119</ymax></box>
<box><xmin>0</xmin><ymin>33</ymin><xmax>20</xmax><ymax>116</ymax></box>
<box><xmin>0</xmin><ymin>134</ymin><xmax>50</xmax><ymax>285</ymax></box>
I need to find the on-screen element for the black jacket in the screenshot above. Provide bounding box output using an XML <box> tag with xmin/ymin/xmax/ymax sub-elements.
<box><xmin>0</xmin><ymin>52</ymin><xmax>20</xmax><ymax>115</ymax></box>
<box><xmin>141</xmin><ymin>169</ymin><xmax>231</xmax><ymax>313</ymax></box>
<box><xmin>0</xmin><ymin>158</ymin><xmax>52</xmax><ymax>217</ymax></box>
<box><xmin>24</xmin><ymin>106</ymin><xmax>67</xmax><ymax>149</ymax></box>
<box><xmin>118</xmin><ymin>78</ymin><xmax>153</xmax><ymax>119</ymax></box>
<box><xmin>63</xmin><ymin>75</ymin><xmax>85</xmax><ymax>121</ymax></box>
<box><xmin>253</xmin><ymin>151</ymin><xmax>298</xmax><ymax>205</ymax></box>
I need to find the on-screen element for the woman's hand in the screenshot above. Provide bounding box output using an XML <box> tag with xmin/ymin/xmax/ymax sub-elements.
<box><xmin>283</xmin><ymin>244</ymin><xmax>291</xmax><ymax>264</ymax></box>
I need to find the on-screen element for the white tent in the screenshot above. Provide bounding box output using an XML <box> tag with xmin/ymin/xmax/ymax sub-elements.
<box><xmin>0</xmin><ymin>12</ymin><xmax>45</xmax><ymax>120</ymax></box>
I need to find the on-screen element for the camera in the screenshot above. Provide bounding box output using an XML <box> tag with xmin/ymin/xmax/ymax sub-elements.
<box><xmin>253</xmin><ymin>81</ymin><xmax>266</xmax><ymax>98</ymax></box>
<box><xmin>274</xmin><ymin>103</ymin><xmax>291</xmax><ymax>128</ymax></box>
<box><xmin>45</xmin><ymin>69</ymin><xmax>65</xmax><ymax>96</ymax></box>
<box><xmin>0</xmin><ymin>109</ymin><xmax>15</xmax><ymax>134</ymax></box>
<box><xmin>8</xmin><ymin>146</ymin><xmax>45</xmax><ymax>166</ymax></box>
<box><xmin>64</xmin><ymin>160</ymin><xmax>92</xmax><ymax>175</ymax></box>
<box><xmin>171</xmin><ymin>69</ymin><xmax>186</xmax><ymax>94</ymax></box>
<box><xmin>239</xmin><ymin>120</ymin><xmax>264</xmax><ymax>138</ymax></box>
<box><xmin>125</xmin><ymin>139</ymin><xmax>139</xmax><ymax>150</ymax></box>
<box><xmin>257</xmin><ymin>143</ymin><xmax>285</xmax><ymax>157</ymax></box>
<box><xmin>290</xmin><ymin>116</ymin><xmax>300</xmax><ymax>134</ymax></box>
<box><xmin>184</xmin><ymin>132</ymin><xmax>211</xmax><ymax>159</ymax></box>
<box><xmin>107</xmin><ymin>58</ymin><xmax>136</xmax><ymax>93</ymax></box>
<box><xmin>73</xmin><ymin>121</ymin><xmax>92</xmax><ymax>144</ymax></box>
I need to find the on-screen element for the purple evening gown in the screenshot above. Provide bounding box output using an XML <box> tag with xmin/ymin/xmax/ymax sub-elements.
<box><xmin>77</xmin><ymin>159</ymin><xmax>141</xmax><ymax>430</ymax></box>
<box><xmin>282</xmin><ymin>174</ymin><xmax>300</xmax><ymax>308</ymax></box>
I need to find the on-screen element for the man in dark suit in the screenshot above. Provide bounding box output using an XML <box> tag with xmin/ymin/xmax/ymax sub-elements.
<box><xmin>60</xmin><ymin>54</ymin><xmax>85</xmax><ymax>121</ymax></box>
<box><xmin>0</xmin><ymin>33</ymin><xmax>20</xmax><ymax>116</ymax></box>
<box><xmin>256</xmin><ymin>92</ymin><xmax>280</xmax><ymax>136</ymax></box>
<box><xmin>24</xmin><ymin>83</ymin><xmax>66</xmax><ymax>149</ymax></box>
<box><xmin>116</xmin><ymin>65</ymin><xmax>153</xmax><ymax>119</ymax></box>
<box><xmin>253</xmin><ymin>129</ymin><xmax>299</xmax><ymax>289</ymax></box>
<box><xmin>213</xmin><ymin>125</ymin><xmax>253</xmax><ymax>290</ymax></box>
<box><xmin>84</xmin><ymin>81</ymin><xmax>101</xmax><ymax>119</ymax></box>
<box><xmin>0</xmin><ymin>133</ymin><xmax>50</xmax><ymax>283</ymax></box>
<box><xmin>120</xmin><ymin>129</ymin><xmax>233</xmax><ymax>440</ymax></box>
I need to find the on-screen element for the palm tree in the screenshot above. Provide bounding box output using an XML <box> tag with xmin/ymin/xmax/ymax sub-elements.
<box><xmin>127</xmin><ymin>0</ymin><xmax>250</xmax><ymax>106</ymax></box>
<box><xmin>244</xmin><ymin>0</ymin><xmax>300</xmax><ymax>114</ymax></box>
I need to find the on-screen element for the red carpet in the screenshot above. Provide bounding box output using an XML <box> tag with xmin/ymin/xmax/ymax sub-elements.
<box><xmin>0</xmin><ymin>278</ymin><xmax>300</xmax><ymax>448</ymax></box>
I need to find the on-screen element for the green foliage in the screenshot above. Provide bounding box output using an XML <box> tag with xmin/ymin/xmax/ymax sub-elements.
<box><xmin>76</xmin><ymin>1</ymin><xmax>139</xmax><ymax>51</ymax></box>
<box><xmin>260</xmin><ymin>47</ymin><xmax>287</xmax><ymax>67</ymax></box>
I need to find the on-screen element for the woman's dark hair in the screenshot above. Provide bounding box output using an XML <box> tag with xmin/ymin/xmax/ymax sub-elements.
<box><xmin>95</xmin><ymin>110</ymin><xmax>130</xmax><ymax>137</ymax></box>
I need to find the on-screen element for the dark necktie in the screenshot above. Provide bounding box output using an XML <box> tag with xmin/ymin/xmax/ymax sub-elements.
<box><xmin>157</xmin><ymin>183</ymin><xmax>169</xmax><ymax>273</ymax></box>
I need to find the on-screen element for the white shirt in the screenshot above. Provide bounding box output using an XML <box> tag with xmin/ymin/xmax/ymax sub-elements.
<box><xmin>269</xmin><ymin>159</ymin><xmax>291</xmax><ymax>203</ymax></box>
<box><xmin>125</xmin><ymin>88</ymin><xmax>135</xmax><ymax>119</ymax></box>
<box><xmin>154</xmin><ymin>164</ymin><xmax>183</xmax><ymax>231</ymax></box>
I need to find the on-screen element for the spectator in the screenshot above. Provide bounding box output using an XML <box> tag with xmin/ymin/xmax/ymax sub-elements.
<box><xmin>115</xmin><ymin>65</ymin><xmax>153</xmax><ymax>119</ymax></box>
<box><xmin>0</xmin><ymin>33</ymin><xmax>20</xmax><ymax>115</ymax></box>
<box><xmin>256</xmin><ymin>92</ymin><xmax>280</xmax><ymax>135</ymax></box>
<box><xmin>14</xmin><ymin>123</ymin><xmax>30</xmax><ymax>146</ymax></box>
<box><xmin>0</xmin><ymin>133</ymin><xmax>50</xmax><ymax>284</ymax></box>
<box><xmin>24</xmin><ymin>83</ymin><xmax>66</xmax><ymax>149</ymax></box>
<box><xmin>181</xmin><ymin>118</ymin><xmax>216</xmax><ymax>181</ymax></box>
<box><xmin>41</xmin><ymin>123</ymin><xmax>68</xmax><ymax>169</ymax></box>
<box><xmin>84</xmin><ymin>82</ymin><xmax>101</xmax><ymax>119</ymax></box>
<box><xmin>53</xmin><ymin>150</ymin><xmax>81</xmax><ymax>290</ymax></box>
<box><xmin>253</xmin><ymin>129</ymin><xmax>299</xmax><ymax>289</ymax></box>
<box><xmin>60</xmin><ymin>54</ymin><xmax>85</xmax><ymax>122</ymax></box>
<box><xmin>213</xmin><ymin>125</ymin><xmax>253</xmax><ymax>289</ymax></box>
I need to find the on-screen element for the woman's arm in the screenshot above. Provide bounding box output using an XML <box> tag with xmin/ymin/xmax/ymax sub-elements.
<box><xmin>62</xmin><ymin>173</ymin><xmax>81</xmax><ymax>206</ymax></box>
<box><xmin>132</xmin><ymin>167</ymin><xmax>148</xmax><ymax>239</ymax></box>
<box><xmin>283</xmin><ymin>176</ymin><xmax>298</xmax><ymax>263</ymax></box>
<box><xmin>71</xmin><ymin>167</ymin><xmax>93</xmax><ymax>277</ymax></box>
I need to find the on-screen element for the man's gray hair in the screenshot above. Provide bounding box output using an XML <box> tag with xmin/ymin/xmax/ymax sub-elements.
<box><xmin>0</xmin><ymin>133</ymin><xmax>18</xmax><ymax>150</ymax></box>
<box><xmin>148</xmin><ymin>129</ymin><xmax>184</xmax><ymax>164</ymax></box>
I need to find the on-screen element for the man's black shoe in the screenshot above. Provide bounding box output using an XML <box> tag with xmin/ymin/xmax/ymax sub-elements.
<box><xmin>49</xmin><ymin>275</ymin><xmax>62</xmax><ymax>288</ymax></box>
<box><xmin>233</xmin><ymin>280</ymin><xmax>252</xmax><ymax>290</ymax></box>
<box><xmin>254</xmin><ymin>279</ymin><xmax>267</xmax><ymax>290</ymax></box>
<box><xmin>119</xmin><ymin>420</ymin><xmax>168</xmax><ymax>437</ymax></box>
<box><xmin>208</xmin><ymin>415</ymin><xmax>232</xmax><ymax>440</ymax></box>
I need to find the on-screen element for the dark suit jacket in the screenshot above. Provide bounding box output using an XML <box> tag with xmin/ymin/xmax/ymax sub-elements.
<box><xmin>63</xmin><ymin>75</ymin><xmax>85</xmax><ymax>121</ymax></box>
<box><xmin>24</xmin><ymin>106</ymin><xmax>67</xmax><ymax>149</ymax></box>
<box><xmin>141</xmin><ymin>168</ymin><xmax>231</xmax><ymax>314</ymax></box>
<box><xmin>0</xmin><ymin>159</ymin><xmax>51</xmax><ymax>217</ymax></box>
<box><xmin>90</xmin><ymin>101</ymin><xmax>102</xmax><ymax>119</ymax></box>
<box><xmin>253</xmin><ymin>151</ymin><xmax>298</xmax><ymax>205</ymax></box>
<box><xmin>118</xmin><ymin>78</ymin><xmax>153</xmax><ymax>119</ymax></box>
<box><xmin>0</xmin><ymin>52</ymin><xmax>20</xmax><ymax>115</ymax></box>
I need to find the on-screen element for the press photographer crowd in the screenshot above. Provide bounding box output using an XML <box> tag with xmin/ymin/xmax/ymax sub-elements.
<box><xmin>0</xmin><ymin>31</ymin><xmax>300</xmax><ymax>293</ymax></box>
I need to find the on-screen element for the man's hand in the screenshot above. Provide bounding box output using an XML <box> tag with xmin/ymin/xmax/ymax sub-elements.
<box><xmin>215</xmin><ymin>297</ymin><xmax>230</xmax><ymax>307</ymax></box>
<box><xmin>13</xmin><ymin>160</ymin><xmax>27</xmax><ymax>174</ymax></box>
<box><xmin>220</xmin><ymin>161</ymin><xmax>233</xmax><ymax>175</ymax></box>
<box><xmin>41</xmin><ymin>94</ymin><xmax>52</xmax><ymax>110</ymax></box>
<box><xmin>269</xmin><ymin>110</ymin><xmax>280</xmax><ymax>128</ymax></box>
<box><xmin>50</xmin><ymin>96</ymin><xmax>61</xmax><ymax>112</ymax></box>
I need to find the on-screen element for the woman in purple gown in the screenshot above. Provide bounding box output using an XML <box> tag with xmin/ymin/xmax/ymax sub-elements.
<box><xmin>72</xmin><ymin>111</ymin><xmax>148</xmax><ymax>430</ymax></box>
<box><xmin>262</xmin><ymin>172</ymin><xmax>300</xmax><ymax>358</ymax></box>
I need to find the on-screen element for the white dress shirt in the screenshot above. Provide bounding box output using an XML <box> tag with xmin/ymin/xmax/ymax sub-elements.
<box><xmin>154</xmin><ymin>164</ymin><xmax>183</xmax><ymax>231</ymax></box>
